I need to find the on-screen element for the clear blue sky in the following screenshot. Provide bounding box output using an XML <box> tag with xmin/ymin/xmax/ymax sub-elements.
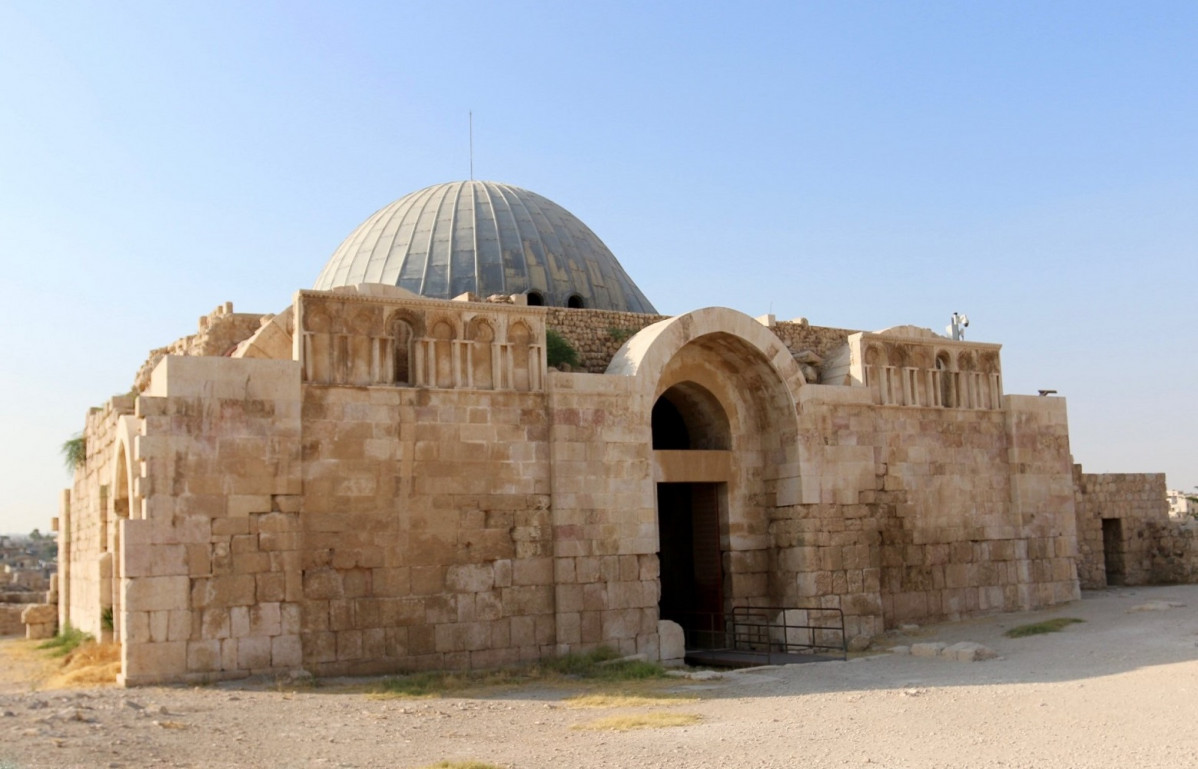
<box><xmin>1</xmin><ymin>1</ymin><xmax>1195</xmax><ymax>534</ymax></box>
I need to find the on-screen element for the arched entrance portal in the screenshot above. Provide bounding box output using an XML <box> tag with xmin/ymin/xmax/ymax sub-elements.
<box><xmin>653</xmin><ymin>383</ymin><xmax>731</xmax><ymax>648</ymax></box>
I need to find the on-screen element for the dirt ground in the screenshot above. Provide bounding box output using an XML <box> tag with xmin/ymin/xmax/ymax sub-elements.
<box><xmin>3</xmin><ymin>584</ymin><xmax>1198</xmax><ymax>769</ymax></box>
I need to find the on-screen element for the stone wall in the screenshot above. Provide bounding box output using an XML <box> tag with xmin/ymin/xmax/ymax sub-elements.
<box><xmin>1074</xmin><ymin>467</ymin><xmax>1170</xmax><ymax>588</ymax></box>
<box><xmin>118</xmin><ymin>355</ymin><xmax>304</xmax><ymax>685</ymax></box>
<box><xmin>545</xmin><ymin>308</ymin><xmax>855</xmax><ymax>379</ymax></box>
<box><xmin>0</xmin><ymin>602</ymin><xmax>39</xmax><ymax>636</ymax></box>
<box><xmin>133</xmin><ymin>302</ymin><xmax>266</xmax><ymax>392</ymax></box>
<box><xmin>769</xmin><ymin>320</ymin><xmax>858</xmax><ymax>365</ymax></box>
<box><xmin>1144</xmin><ymin>521</ymin><xmax>1198</xmax><ymax>583</ymax></box>
<box><xmin>767</xmin><ymin>389</ymin><xmax>1079</xmax><ymax>638</ymax></box>
<box><xmin>547</xmin><ymin>372</ymin><xmax>660</xmax><ymax>659</ymax></box>
<box><xmin>298</xmin><ymin>383</ymin><xmax>555</xmax><ymax>675</ymax></box>
<box><xmin>546</xmin><ymin>307</ymin><xmax>668</xmax><ymax>373</ymax></box>
<box><xmin>62</xmin><ymin>395</ymin><xmax>137</xmax><ymax>640</ymax></box>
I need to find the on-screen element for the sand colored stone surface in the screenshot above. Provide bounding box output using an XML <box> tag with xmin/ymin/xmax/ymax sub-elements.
<box><xmin>3</xmin><ymin>584</ymin><xmax>1197</xmax><ymax>769</ymax></box>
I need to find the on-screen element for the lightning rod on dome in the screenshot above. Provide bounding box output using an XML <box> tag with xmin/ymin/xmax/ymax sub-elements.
<box><xmin>469</xmin><ymin>111</ymin><xmax>474</xmax><ymax>181</ymax></box>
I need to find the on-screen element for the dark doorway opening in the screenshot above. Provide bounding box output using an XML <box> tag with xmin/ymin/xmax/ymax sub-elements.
<box><xmin>1102</xmin><ymin>518</ymin><xmax>1125</xmax><ymax>586</ymax></box>
<box><xmin>657</xmin><ymin>482</ymin><xmax>724</xmax><ymax>648</ymax></box>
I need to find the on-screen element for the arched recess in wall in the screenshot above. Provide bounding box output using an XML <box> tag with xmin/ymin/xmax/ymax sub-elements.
<box><xmin>468</xmin><ymin>317</ymin><xmax>495</xmax><ymax>390</ymax></box>
<box><xmin>508</xmin><ymin>321</ymin><xmax>532</xmax><ymax>391</ymax></box>
<box><xmin>957</xmin><ymin>351</ymin><xmax>975</xmax><ymax>408</ymax></box>
<box><xmin>430</xmin><ymin>319</ymin><xmax>457</xmax><ymax>388</ymax></box>
<box><xmin>386</xmin><ymin>310</ymin><xmax>423</xmax><ymax>386</ymax></box>
<box><xmin>935</xmin><ymin>350</ymin><xmax>954</xmax><ymax>408</ymax></box>
<box><xmin>108</xmin><ymin>437</ymin><xmax>133</xmax><ymax>647</ymax></box>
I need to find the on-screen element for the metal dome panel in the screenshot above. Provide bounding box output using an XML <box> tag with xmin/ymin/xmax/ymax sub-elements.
<box><xmin>315</xmin><ymin>180</ymin><xmax>657</xmax><ymax>313</ymax></box>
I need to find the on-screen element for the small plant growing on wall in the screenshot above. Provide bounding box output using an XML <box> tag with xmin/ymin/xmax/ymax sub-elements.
<box><xmin>607</xmin><ymin>326</ymin><xmax>634</xmax><ymax>343</ymax></box>
<box><xmin>61</xmin><ymin>434</ymin><xmax>86</xmax><ymax>471</ymax></box>
<box><xmin>546</xmin><ymin>329</ymin><xmax>580</xmax><ymax>371</ymax></box>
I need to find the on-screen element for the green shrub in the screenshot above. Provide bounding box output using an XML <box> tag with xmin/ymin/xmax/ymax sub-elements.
<box><xmin>37</xmin><ymin>624</ymin><xmax>93</xmax><ymax>657</ymax></box>
<box><xmin>1004</xmin><ymin>617</ymin><xmax>1084</xmax><ymax>638</ymax></box>
<box><xmin>545</xmin><ymin>329</ymin><xmax>580</xmax><ymax>370</ymax></box>
<box><xmin>61</xmin><ymin>435</ymin><xmax>86</xmax><ymax>471</ymax></box>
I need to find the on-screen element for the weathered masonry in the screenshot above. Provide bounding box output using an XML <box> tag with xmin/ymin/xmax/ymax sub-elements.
<box><xmin>56</xmin><ymin>180</ymin><xmax>1190</xmax><ymax>685</ymax></box>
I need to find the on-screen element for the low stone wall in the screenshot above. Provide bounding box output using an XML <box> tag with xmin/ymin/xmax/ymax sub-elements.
<box><xmin>1074</xmin><ymin>467</ymin><xmax>1170</xmax><ymax>588</ymax></box>
<box><xmin>546</xmin><ymin>307</ymin><xmax>668</xmax><ymax>373</ymax></box>
<box><xmin>0</xmin><ymin>604</ymin><xmax>36</xmax><ymax>636</ymax></box>
<box><xmin>1146</xmin><ymin>522</ymin><xmax>1198</xmax><ymax>584</ymax></box>
<box><xmin>770</xmin><ymin>320</ymin><xmax>857</xmax><ymax>362</ymax></box>
<box><xmin>546</xmin><ymin>308</ymin><xmax>858</xmax><ymax>378</ymax></box>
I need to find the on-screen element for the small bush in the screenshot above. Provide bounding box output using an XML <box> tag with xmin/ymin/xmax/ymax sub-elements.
<box><xmin>37</xmin><ymin>625</ymin><xmax>93</xmax><ymax>657</ymax></box>
<box><xmin>1004</xmin><ymin>617</ymin><xmax>1084</xmax><ymax>638</ymax></box>
<box><xmin>538</xmin><ymin>649</ymin><xmax>667</xmax><ymax>682</ymax></box>
<box><xmin>545</xmin><ymin>329</ymin><xmax>580</xmax><ymax>370</ymax></box>
<box><xmin>61</xmin><ymin>435</ymin><xmax>86</xmax><ymax>471</ymax></box>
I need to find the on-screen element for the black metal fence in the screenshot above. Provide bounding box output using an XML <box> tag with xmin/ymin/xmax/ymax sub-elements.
<box><xmin>667</xmin><ymin>605</ymin><xmax>847</xmax><ymax>666</ymax></box>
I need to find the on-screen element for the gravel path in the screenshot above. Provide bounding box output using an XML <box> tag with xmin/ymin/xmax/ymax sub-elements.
<box><xmin>3</xmin><ymin>584</ymin><xmax>1197</xmax><ymax>769</ymax></box>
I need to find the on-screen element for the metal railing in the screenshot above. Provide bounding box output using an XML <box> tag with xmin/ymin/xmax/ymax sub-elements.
<box><xmin>668</xmin><ymin>605</ymin><xmax>847</xmax><ymax>665</ymax></box>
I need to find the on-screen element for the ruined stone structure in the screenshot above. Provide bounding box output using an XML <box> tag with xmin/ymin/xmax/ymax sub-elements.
<box><xmin>55</xmin><ymin>180</ymin><xmax>1189</xmax><ymax>685</ymax></box>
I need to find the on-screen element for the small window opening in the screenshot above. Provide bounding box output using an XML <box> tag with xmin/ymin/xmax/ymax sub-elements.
<box><xmin>526</xmin><ymin>291</ymin><xmax>545</xmax><ymax>306</ymax></box>
<box><xmin>567</xmin><ymin>294</ymin><xmax>585</xmax><ymax>309</ymax></box>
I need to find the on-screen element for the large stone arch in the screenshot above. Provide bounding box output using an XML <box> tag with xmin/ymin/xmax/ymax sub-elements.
<box><xmin>108</xmin><ymin>417</ymin><xmax>138</xmax><ymax>648</ymax></box>
<box><xmin>606</xmin><ymin>307</ymin><xmax>806</xmax><ymax>399</ymax></box>
<box><xmin>607</xmin><ymin>307</ymin><xmax>806</xmax><ymax>634</ymax></box>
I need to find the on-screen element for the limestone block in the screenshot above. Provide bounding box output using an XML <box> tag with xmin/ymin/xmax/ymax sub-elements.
<box><xmin>513</xmin><ymin>557</ymin><xmax>554</xmax><ymax>586</ymax></box>
<box><xmin>658</xmin><ymin>619</ymin><xmax>685</xmax><ymax>666</ymax></box>
<box><xmin>910</xmin><ymin>642</ymin><xmax>947</xmax><ymax>658</ymax></box>
<box><xmin>271</xmin><ymin>634</ymin><xmax>303</xmax><ymax>668</ymax></box>
<box><xmin>943</xmin><ymin>642</ymin><xmax>997</xmax><ymax>662</ymax></box>
<box><xmin>445</xmin><ymin>563</ymin><xmax>495</xmax><ymax>593</ymax></box>
<box><xmin>123</xmin><ymin>641</ymin><xmax>186</xmax><ymax>683</ymax></box>
<box><xmin>187</xmin><ymin>639</ymin><xmax>221</xmax><ymax>672</ymax></box>
<box><xmin>192</xmin><ymin>575</ymin><xmax>257</xmax><ymax>608</ymax></box>
<box><xmin>125</xmin><ymin>576</ymin><xmax>190</xmax><ymax>612</ymax></box>
<box><xmin>237</xmin><ymin>636</ymin><xmax>272</xmax><ymax>670</ymax></box>
<box><xmin>21</xmin><ymin>604</ymin><xmax>57</xmax><ymax>625</ymax></box>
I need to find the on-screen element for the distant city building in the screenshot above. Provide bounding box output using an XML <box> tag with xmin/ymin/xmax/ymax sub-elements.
<box><xmin>1167</xmin><ymin>489</ymin><xmax>1194</xmax><ymax>520</ymax></box>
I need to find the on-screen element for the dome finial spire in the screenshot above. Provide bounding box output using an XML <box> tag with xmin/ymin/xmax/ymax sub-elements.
<box><xmin>469</xmin><ymin>111</ymin><xmax>474</xmax><ymax>181</ymax></box>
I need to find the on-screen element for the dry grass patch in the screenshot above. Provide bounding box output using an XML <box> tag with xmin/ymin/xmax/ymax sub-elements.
<box><xmin>575</xmin><ymin>712</ymin><xmax>702</xmax><ymax>731</ymax></box>
<box><xmin>373</xmin><ymin>648</ymin><xmax>670</xmax><ymax>699</ymax></box>
<box><xmin>46</xmin><ymin>641</ymin><xmax>121</xmax><ymax>687</ymax></box>
<box><xmin>565</xmin><ymin>692</ymin><xmax>698</xmax><ymax>708</ymax></box>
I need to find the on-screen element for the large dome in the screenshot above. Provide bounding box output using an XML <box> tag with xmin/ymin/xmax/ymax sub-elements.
<box><xmin>315</xmin><ymin>180</ymin><xmax>657</xmax><ymax>313</ymax></box>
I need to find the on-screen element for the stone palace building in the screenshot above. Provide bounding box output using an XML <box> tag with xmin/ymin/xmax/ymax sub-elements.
<box><xmin>56</xmin><ymin>181</ymin><xmax>1182</xmax><ymax>685</ymax></box>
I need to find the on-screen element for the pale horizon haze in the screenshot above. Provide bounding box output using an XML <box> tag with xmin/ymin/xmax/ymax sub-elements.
<box><xmin>1</xmin><ymin>1</ymin><xmax>1195</xmax><ymax>535</ymax></box>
